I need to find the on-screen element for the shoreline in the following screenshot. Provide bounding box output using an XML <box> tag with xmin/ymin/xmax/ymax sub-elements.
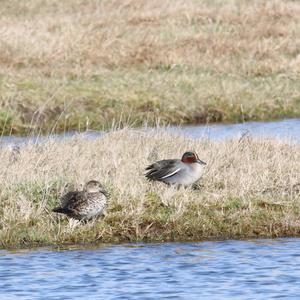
<box><xmin>3</xmin><ymin>116</ymin><xmax>300</xmax><ymax>138</ymax></box>
<box><xmin>1</xmin><ymin>117</ymin><xmax>299</xmax><ymax>143</ymax></box>
<box><xmin>1</xmin><ymin>97</ymin><xmax>300</xmax><ymax>136</ymax></box>
<box><xmin>3</xmin><ymin>236</ymin><xmax>300</xmax><ymax>252</ymax></box>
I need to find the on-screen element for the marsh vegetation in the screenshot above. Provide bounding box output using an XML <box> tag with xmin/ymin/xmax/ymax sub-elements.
<box><xmin>0</xmin><ymin>0</ymin><xmax>300</xmax><ymax>135</ymax></box>
<box><xmin>0</xmin><ymin>129</ymin><xmax>299</xmax><ymax>248</ymax></box>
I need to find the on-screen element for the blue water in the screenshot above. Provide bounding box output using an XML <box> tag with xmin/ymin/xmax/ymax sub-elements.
<box><xmin>1</xmin><ymin>239</ymin><xmax>300</xmax><ymax>299</ymax></box>
<box><xmin>1</xmin><ymin>118</ymin><xmax>300</xmax><ymax>146</ymax></box>
<box><xmin>169</xmin><ymin>118</ymin><xmax>300</xmax><ymax>142</ymax></box>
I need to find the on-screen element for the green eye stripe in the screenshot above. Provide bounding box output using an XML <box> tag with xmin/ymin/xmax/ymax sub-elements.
<box><xmin>183</xmin><ymin>152</ymin><xmax>194</xmax><ymax>157</ymax></box>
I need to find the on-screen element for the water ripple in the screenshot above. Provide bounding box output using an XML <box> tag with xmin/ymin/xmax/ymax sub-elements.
<box><xmin>1</xmin><ymin>238</ymin><xmax>300</xmax><ymax>299</ymax></box>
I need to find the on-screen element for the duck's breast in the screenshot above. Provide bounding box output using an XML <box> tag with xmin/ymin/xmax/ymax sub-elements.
<box><xmin>166</xmin><ymin>162</ymin><xmax>204</xmax><ymax>185</ymax></box>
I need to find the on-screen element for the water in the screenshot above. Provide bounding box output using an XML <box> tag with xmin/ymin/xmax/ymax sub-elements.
<box><xmin>1</xmin><ymin>118</ymin><xmax>300</xmax><ymax>146</ymax></box>
<box><xmin>169</xmin><ymin>118</ymin><xmax>300</xmax><ymax>141</ymax></box>
<box><xmin>1</xmin><ymin>239</ymin><xmax>300</xmax><ymax>299</ymax></box>
<box><xmin>1</xmin><ymin>119</ymin><xmax>300</xmax><ymax>299</ymax></box>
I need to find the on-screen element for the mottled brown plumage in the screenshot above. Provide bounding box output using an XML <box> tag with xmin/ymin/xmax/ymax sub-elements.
<box><xmin>52</xmin><ymin>180</ymin><xmax>108</xmax><ymax>221</ymax></box>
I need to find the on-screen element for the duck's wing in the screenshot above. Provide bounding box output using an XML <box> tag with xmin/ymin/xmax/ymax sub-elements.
<box><xmin>60</xmin><ymin>191</ymin><xmax>85</xmax><ymax>209</ymax></box>
<box><xmin>145</xmin><ymin>159</ymin><xmax>182</xmax><ymax>181</ymax></box>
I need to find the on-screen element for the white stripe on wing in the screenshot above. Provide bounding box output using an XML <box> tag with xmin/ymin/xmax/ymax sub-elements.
<box><xmin>160</xmin><ymin>168</ymin><xmax>181</xmax><ymax>179</ymax></box>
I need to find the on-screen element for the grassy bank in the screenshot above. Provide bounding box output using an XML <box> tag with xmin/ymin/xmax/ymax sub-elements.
<box><xmin>0</xmin><ymin>129</ymin><xmax>299</xmax><ymax>248</ymax></box>
<box><xmin>1</xmin><ymin>0</ymin><xmax>300</xmax><ymax>135</ymax></box>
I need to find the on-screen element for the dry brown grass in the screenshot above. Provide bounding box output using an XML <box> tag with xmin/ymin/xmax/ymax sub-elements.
<box><xmin>0</xmin><ymin>0</ymin><xmax>300</xmax><ymax>134</ymax></box>
<box><xmin>1</xmin><ymin>0</ymin><xmax>300</xmax><ymax>73</ymax></box>
<box><xmin>0</xmin><ymin>129</ymin><xmax>299</xmax><ymax>248</ymax></box>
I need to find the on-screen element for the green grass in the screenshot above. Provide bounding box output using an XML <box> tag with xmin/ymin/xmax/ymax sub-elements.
<box><xmin>1</xmin><ymin>70</ymin><xmax>300</xmax><ymax>135</ymax></box>
<box><xmin>0</xmin><ymin>129</ymin><xmax>299</xmax><ymax>248</ymax></box>
<box><xmin>0</xmin><ymin>0</ymin><xmax>300</xmax><ymax>135</ymax></box>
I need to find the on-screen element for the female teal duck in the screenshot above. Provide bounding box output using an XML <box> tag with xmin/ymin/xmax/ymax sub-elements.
<box><xmin>53</xmin><ymin>180</ymin><xmax>108</xmax><ymax>221</ymax></box>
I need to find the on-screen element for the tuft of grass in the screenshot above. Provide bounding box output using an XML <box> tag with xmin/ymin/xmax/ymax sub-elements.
<box><xmin>0</xmin><ymin>0</ymin><xmax>300</xmax><ymax>135</ymax></box>
<box><xmin>0</xmin><ymin>128</ymin><xmax>299</xmax><ymax>248</ymax></box>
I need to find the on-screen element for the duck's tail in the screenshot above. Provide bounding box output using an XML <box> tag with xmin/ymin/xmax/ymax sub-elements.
<box><xmin>52</xmin><ymin>207</ymin><xmax>71</xmax><ymax>214</ymax></box>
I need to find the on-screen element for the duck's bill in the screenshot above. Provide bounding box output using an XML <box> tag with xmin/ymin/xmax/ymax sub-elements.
<box><xmin>197</xmin><ymin>159</ymin><xmax>206</xmax><ymax>165</ymax></box>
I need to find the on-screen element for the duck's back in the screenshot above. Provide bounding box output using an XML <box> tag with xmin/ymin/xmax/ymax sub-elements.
<box><xmin>55</xmin><ymin>190</ymin><xmax>107</xmax><ymax>220</ymax></box>
<box><xmin>145</xmin><ymin>159</ymin><xmax>181</xmax><ymax>182</ymax></box>
<box><xmin>61</xmin><ymin>191</ymin><xmax>84</xmax><ymax>208</ymax></box>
